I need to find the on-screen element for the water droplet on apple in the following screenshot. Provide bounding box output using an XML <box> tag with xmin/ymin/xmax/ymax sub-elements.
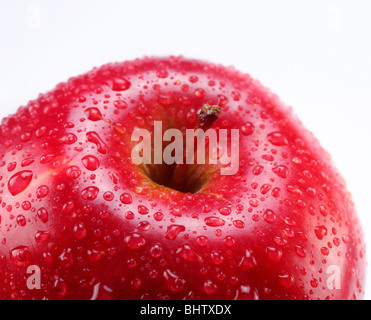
<box><xmin>35</xmin><ymin>126</ymin><xmax>47</xmax><ymax>138</ymax></box>
<box><xmin>154</xmin><ymin>212</ymin><xmax>164</xmax><ymax>221</ymax></box>
<box><xmin>266</xmin><ymin>246</ymin><xmax>282</xmax><ymax>263</ymax></box>
<box><xmin>163</xmin><ymin>269</ymin><xmax>186</xmax><ymax>293</ymax></box>
<box><xmin>252</xmin><ymin>165</ymin><xmax>264</xmax><ymax>175</ymax></box>
<box><xmin>238</xmin><ymin>250</ymin><xmax>257</xmax><ymax>271</ymax></box>
<box><xmin>60</xmin><ymin>133</ymin><xmax>78</xmax><ymax>145</ymax></box>
<box><xmin>165</xmin><ymin>225</ymin><xmax>185</xmax><ymax>240</ymax></box>
<box><xmin>66</xmin><ymin>166</ymin><xmax>82</xmax><ymax>179</ymax></box>
<box><xmin>58</xmin><ymin>248</ymin><xmax>74</xmax><ymax>268</ymax></box>
<box><xmin>36</xmin><ymin>185</ymin><xmax>49</xmax><ymax>198</ymax></box>
<box><xmin>150</xmin><ymin>243</ymin><xmax>163</xmax><ymax>258</ymax></box>
<box><xmin>271</xmin><ymin>187</ymin><xmax>281</xmax><ymax>197</ymax></box>
<box><xmin>278</xmin><ymin>273</ymin><xmax>294</xmax><ymax>289</ymax></box>
<box><xmin>82</xmin><ymin>155</ymin><xmax>100</xmax><ymax>171</ymax></box>
<box><xmin>103</xmin><ymin>191</ymin><xmax>114</xmax><ymax>201</ymax></box>
<box><xmin>137</xmin><ymin>221</ymin><xmax>151</xmax><ymax>231</ymax></box>
<box><xmin>138</xmin><ymin>205</ymin><xmax>149</xmax><ymax>215</ymax></box>
<box><xmin>86</xmin><ymin>132</ymin><xmax>109</xmax><ymax>154</ymax></box>
<box><xmin>124</xmin><ymin>233</ymin><xmax>146</xmax><ymax>250</ymax></box>
<box><xmin>22</xmin><ymin>201</ymin><xmax>31</xmax><ymax>210</ymax></box>
<box><xmin>210</xmin><ymin>251</ymin><xmax>224</xmax><ymax>265</ymax></box>
<box><xmin>203</xmin><ymin>280</ymin><xmax>218</xmax><ymax>295</ymax></box>
<box><xmin>260</xmin><ymin>184</ymin><xmax>272</xmax><ymax>195</ymax></box>
<box><xmin>321</xmin><ymin>247</ymin><xmax>330</xmax><ymax>256</ymax></box>
<box><xmin>315</xmin><ymin>225</ymin><xmax>328</xmax><ymax>240</ymax></box>
<box><xmin>21</xmin><ymin>158</ymin><xmax>35</xmax><ymax>167</ymax></box>
<box><xmin>8</xmin><ymin>170</ymin><xmax>33</xmax><ymax>196</ymax></box>
<box><xmin>218</xmin><ymin>206</ymin><xmax>231</xmax><ymax>216</ymax></box>
<box><xmin>176</xmin><ymin>244</ymin><xmax>202</xmax><ymax>262</ymax></box>
<box><xmin>125</xmin><ymin>211</ymin><xmax>135</xmax><ymax>220</ymax></box>
<box><xmin>263</xmin><ymin>209</ymin><xmax>277</xmax><ymax>223</ymax></box>
<box><xmin>85</xmin><ymin>108</ymin><xmax>103</xmax><ymax>121</ymax></box>
<box><xmin>81</xmin><ymin>186</ymin><xmax>99</xmax><ymax>200</ymax></box>
<box><xmin>37</xmin><ymin>208</ymin><xmax>49</xmax><ymax>223</ymax></box>
<box><xmin>40</xmin><ymin>154</ymin><xmax>55</xmax><ymax>164</ymax></box>
<box><xmin>196</xmin><ymin>236</ymin><xmax>208</xmax><ymax>247</ymax></box>
<box><xmin>194</xmin><ymin>88</ymin><xmax>206</xmax><ymax>98</ymax></box>
<box><xmin>73</xmin><ymin>222</ymin><xmax>87</xmax><ymax>240</ymax></box>
<box><xmin>35</xmin><ymin>231</ymin><xmax>50</xmax><ymax>243</ymax></box>
<box><xmin>272</xmin><ymin>165</ymin><xmax>289</xmax><ymax>179</ymax></box>
<box><xmin>7</xmin><ymin>162</ymin><xmax>16</xmax><ymax>172</ymax></box>
<box><xmin>111</xmin><ymin>78</ymin><xmax>131</xmax><ymax>91</ymax></box>
<box><xmin>21</xmin><ymin>132</ymin><xmax>32</xmax><ymax>142</ymax></box>
<box><xmin>114</xmin><ymin>100</ymin><xmax>128</xmax><ymax>109</ymax></box>
<box><xmin>295</xmin><ymin>245</ymin><xmax>306</xmax><ymax>257</ymax></box>
<box><xmin>267</xmin><ymin>132</ymin><xmax>288</xmax><ymax>146</ymax></box>
<box><xmin>54</xmin><ymin>278</ymin><xmax>68</xmax><ymax>297</ymax></box>
<box><xmin>10</xmin><ymin>246</ymin><xmax>31</xmax><ymax>267</ymax></box>
<box><xmin>233</xmin><ymin>220</ymin><xmax>245</xmax><ymax>229</ymax></box>
<box><xmin>16</xmin><ymin>215</ymin><xmax>26</xmax><ymax>226</ymax></box>
<box><xmin>241</xmin><ymin>122</ymin><xmax>255</xmax><ymax>136</ymax></box>
<box><xmin>156</xmin><ymin>70</ymin><xmax>169</xmax><ymax>78</ymax></box>
<box><xmin>204</xmin><ymin>217</ymin><xmax>226</xmax><ymax>227</ymax></box>
<box><xmin>223</xmin><ymin>236</ymin><xmax>235</xmax><ymax>247</ymax></box>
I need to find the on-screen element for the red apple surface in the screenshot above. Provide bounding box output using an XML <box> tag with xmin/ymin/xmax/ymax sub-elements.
<box><xmin>0</xmin><ymin>56</ymin><xmax>366</xmax><ymax>300</ymax></box>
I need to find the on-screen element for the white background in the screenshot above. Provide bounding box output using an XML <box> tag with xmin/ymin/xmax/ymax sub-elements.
<box><xmin>0</xmin><ymin>0</ymin><xmax>370</xmax><ymax>299</ymax></box>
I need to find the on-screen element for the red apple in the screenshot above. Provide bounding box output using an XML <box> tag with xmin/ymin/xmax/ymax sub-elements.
<box><xmin>0</xmin><ymin>56</ymin><xmax>366</xmax><ymax>300</ymax></box>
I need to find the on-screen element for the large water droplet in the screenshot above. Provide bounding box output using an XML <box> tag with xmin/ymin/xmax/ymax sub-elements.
<box><xmin>163</xmin><ymin>269</ymin><xmax>186</xmax><ymax>293</ymax></box>
<box><xmin>210</xmin><ymin>251</ymin><xmax>225</xmax><ymax>265</ymax></box>
<box><xmin>85</xmin><ymin>108</ymin><xmax>103</xmax><ymax>121</ymax></box>
<box><xmin>10</xmin><ymin>246</ymin><xmax>31</xmax><ymax>267</ymax></box>
<box><xmin>267</xmin><ymin>132</ymin><xmax>288</xmax><ymax>146</ymax></box>
<box><xmin>73</xmin><ymin>222</ymin><xmax>87</xmax><ymax>240</ymax></box>
<box><xmin>233</xmin><ymin>220</ymin><xmax>245</xmax><ymax>229</ymax></box>
<box><xmin>238</xmin><ymin>250</ymin><xmax>257</xmax><ymax>271</ymax></box>
<box><xmin>266</xmin><ymin>246</ymin><xmax>282</xmax><ymax>263</ymax></box>
<box><xmin>124</xmin><ymin>233</ymin><xmax>146</xmax><ymax>250</ymax></box>
<box><xmin>111</xmin><ymin>78</ymin><xmax>131</xmax><ymax>91</ymax></box>
<box><xmin>219</xmin><ymin>207</ymin><xmax>231</xmax><ymax>216</ymax></box>
<box><xmin>21</xmin><ymin>158</ymin><xmax>35</xmax><ymax>167</ymax></box>
<box><xmin>81</xmin><ymin>187</ymin><xmax>99</xmax><ymax>200</ymax></box>
<box><xmin>315</xmin><ymin>225</ymin><xmax>328</xmax><ymax>240</ymax></box>
<box><xmin>114</xmin><ymin>100</ymin><xmax>128</xmax><ymax>109</ymax></box>
<box><xmin>66</xmin><ymin>166</ymin><xmax>82</xmax><ymax>179</ymax></box>
<box><xmin>176</xmin><ymin>244</ymin><xmax>202</xmax><ymax>263</ymax></box>
<box><xmin>241</xmin><ymin>122</ymin><xmax>255</xmax><ymax>136</ymax></box>
<box><xmin>36</xmin><ymin>185</ymin><xmax>49</xmax><ymax>198</ymax></box>
<box><xmin>82</xmin><ymin>155</ymin><xmax>100</xmax><ymax>171</ymax></box>
<box><xmin>16</xmin><ymin>215</ymin><xmax>27</xmax><ymax>226</ymax></box>
<box><xmin>149</xmin><ymin>243</ymin><xmax>163</xmax><ymax>258</ymax></box>
<box><xmin>138</xmin><ymin>205</ymin><xmax>149</xmax><ymax>215</ymax></box>
<box><xmin>263</xmin><ymin>209</ymin><xmax>277</xmax><ymax>223</ymax></box>
<box><xmin>37</xmin><ymin>208</ymin><xmax>49</xmax><ymax>223</ymax></box>
<box><xmin>278</xmin><ymin>273</ymin><xmax>294</xmax><ymax>289</ymax></box>
<box><xmin>272</xmin><ymin>165</ymin><xmax>289</xmax><ymax>179</ymax></box>
<box><xmin>8</xmin><ymin>171</ymin><xmax>33</xmax><ymax>196</ymax></box>
<box><xmin>86</xmin><ymin>132</ymin><xmax>109</xmax><ymax>154</ymax></box>
<box><xmin>120</xmin><ymin>193</ymin><xmax>133</xmax><ymax>204</ymax></box>
<box><xmin>165</xmin><ymin>225</ymin><xmax>185</xmax><ymax>240</ymax></box>
<box><xmin>35</xmin><ymin>231</ymin><xmax>50</xmax><ymax>243</ymax></box>
<box><xmin>204</xmin><ymin>217</ymin><xmax>226</xmax><ymax>227</ymax></box>
<box><xmin>60</xmin><ymin>133</ymin><xmax>78</xmax><ymax>145</ymax></box>
<box><xmin>58</xmin><ymin>248</ymin><xmax>74</xmax><ymax>268</ymax></box>
<box><xmin>203</xmin><ymin>280</ymin><xmax>218</xmax><ymax>295</ymax></box>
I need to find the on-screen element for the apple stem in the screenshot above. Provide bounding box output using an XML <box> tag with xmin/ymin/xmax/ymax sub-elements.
<box><xmin>170</xmin><ymin>104</ymin><xmax>222</xmax><ymax>192</ymax></box>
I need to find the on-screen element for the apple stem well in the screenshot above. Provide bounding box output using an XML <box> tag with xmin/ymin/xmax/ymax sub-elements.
<box><xmin>168</xmin><ymin>105</ymin><xmax>222</xmax><ymax>193</ymax></box>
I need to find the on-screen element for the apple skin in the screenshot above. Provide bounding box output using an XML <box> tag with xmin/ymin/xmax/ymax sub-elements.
<box><xmin>0</xmin><ymin>56</ymin><xmax>366</xmax><ymax>300</ymax></box>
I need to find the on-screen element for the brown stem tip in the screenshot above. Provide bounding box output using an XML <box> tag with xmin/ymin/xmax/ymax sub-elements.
<box><xmin>196</xmin><ymin>105</ymin><xmax>222</xmax><ymax>130</ymax></box>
